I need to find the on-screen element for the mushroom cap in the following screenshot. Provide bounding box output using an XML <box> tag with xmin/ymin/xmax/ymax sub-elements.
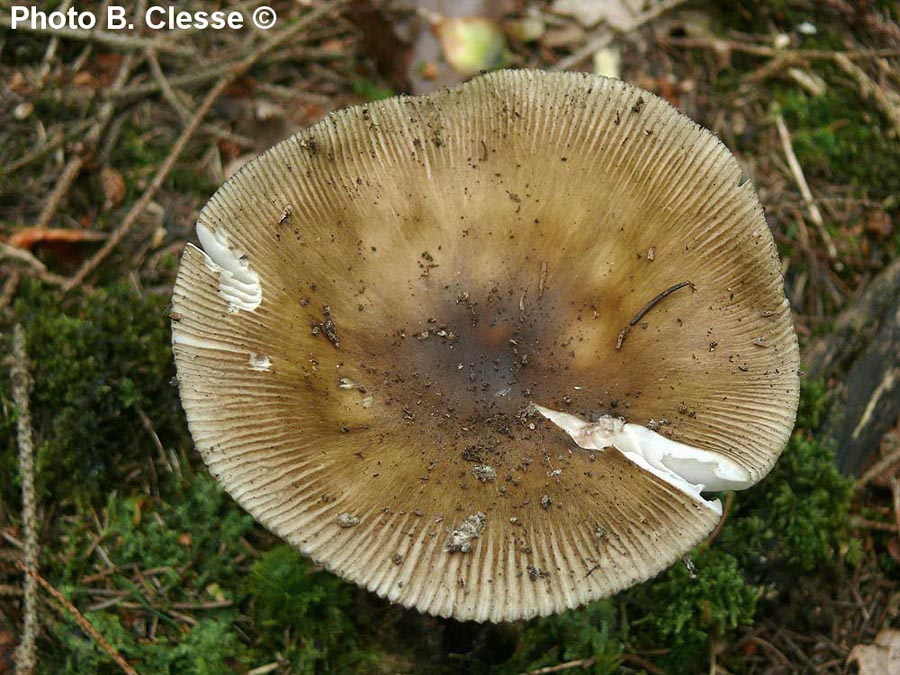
<box><xmin>171</xmin><ymin>70</ymin><xmax>800</xmax><ymax>622</ymax></box>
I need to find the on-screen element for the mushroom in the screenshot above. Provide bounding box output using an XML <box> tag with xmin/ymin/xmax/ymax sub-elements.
<box><xmin>171</xmin><ymin>70</ymin><xmax>800</xmax><ymax>622</ymax></box>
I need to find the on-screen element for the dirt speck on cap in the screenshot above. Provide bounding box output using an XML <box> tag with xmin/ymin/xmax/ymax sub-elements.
<box><xmin>472</xmin><ymin>465</ymin><xmax>497</xmax><ymax>482</ymax></box>
<box><xmin>445</xmin><ymin>512</ymin><xmax>486</xmax><ymax>553</ymax></box>
<box><xmin>336</xmin><ymin>513</ymin><xmax>359</xmax><ymax>528</ymax></box>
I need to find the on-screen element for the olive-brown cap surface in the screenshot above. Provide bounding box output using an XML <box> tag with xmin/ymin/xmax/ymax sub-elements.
<box><xmin>171</xmin><ymin>69</ymin><xmax>800</xmax><ymax>622</ymax></box>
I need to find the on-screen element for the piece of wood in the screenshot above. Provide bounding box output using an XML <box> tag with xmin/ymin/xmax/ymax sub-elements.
<box><xmin>803</xmin><ymin>258</ymin><xmax>900</xmax><ymax>475</ymax></box>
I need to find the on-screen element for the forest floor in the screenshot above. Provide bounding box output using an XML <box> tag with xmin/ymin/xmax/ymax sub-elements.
<box><xmin>1</xmin><ymin>0</ymin><xmax>900</xmax><ymax>673</ymax></box>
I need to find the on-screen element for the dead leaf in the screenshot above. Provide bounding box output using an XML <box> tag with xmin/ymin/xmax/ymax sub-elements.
<box><xmin>848</xmin><ymin>628</ymin><xmax>900</xmax><ymax>674</ymax></box>
<box><xmin>71</xmin><ymin>71</ymin><xmax>97</xmax><ymax>89</ymax></box>
<box><xmin>9</xmin><ymin>227</ymin><xmax>107</xmax><ymax>251</ymax></box>
<box><xmin>553</xmin><ymin>0</ymin><xmax>679</xmax><ymax>32</ymax></box>
<box><xmin>887</xmin><ymin>537</ymin><xmax>900</xmax><ymax>564</ymax></box>
<box><xmin>101</xmin><ymin>167</ymin><xmax>126</xmax><ymax>209</ymax></box>
<box><xmin>434</xmin><ymin>17</ymin><xmax>510</xmax><ymax>77</ymax></box>
<box><xmin>867</xmin><ymin>210</ymin><xmax>893</xmax><ymax>238</ymax></box>
<box><xmin>0</xmin><ymin>629</ymin><xmax>15</xmax><ymax>673</ymax></box>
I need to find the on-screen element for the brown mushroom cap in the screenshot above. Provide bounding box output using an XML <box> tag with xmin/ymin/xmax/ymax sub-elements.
<box><xmin>171</xmin><ymin>69</ymin><xmax>799</xmax><ymax>622</ymax></box>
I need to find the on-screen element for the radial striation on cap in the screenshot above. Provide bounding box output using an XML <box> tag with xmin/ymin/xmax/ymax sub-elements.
<box><xmin>171</xmin><ymin>69</ymin><xmax>800</xmax><ymax>622</ymax></box>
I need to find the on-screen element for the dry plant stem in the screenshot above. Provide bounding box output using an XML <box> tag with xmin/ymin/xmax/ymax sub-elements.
<box><xmin>0</xmin><ymin>15</ymin><xmax>193</xmax><ymax>56</ymax></box>
<box><xmin>774</xmin><ymin>114</ymin><xmax>837</xmax><ymax>260</ymax></box>
<box><xmin>660</xmin><ymin>36</ymin><xmax>900</xmax><ymax>61</ymax></box>
<box><xmin>522</xmin><ymin>656</ymin><xmax>597</xmax><ymax>675</ymax></box>
<box><xmin>34</xmin><ymin>156</ymin><xmax>86</xmax><ymax>229</ymax></box>
<box><xmin>856</xmin><ymin>449</ymin><xmax>900</xmax><ymax>489</ymax></box>
<box><xmin>146</xmin><ymin>49</ymin><xmax>191</xmax><ymax>123</ymax></box>
<box><xmin>698</xmin><ymin>492</ymin><xmax>735</xmax><ymax>552</ymax></box>
<box><xmin>552</xmin><ymin>32</ymin><xmax>611</xmax><ymax>71</ymax></box>
<box><xmin>616</xmin><ymin>280</ymin><xmax>692</xmax><ymax>350</ymax></box>
<box><xmin>16</xmin><ymin>563</ymin><xmax>138</xmax><ymax>675</ymax></box>
<box><xmin>892</xmin><ymin>477</ymin><xmax>900</xmax><ymax>535</ymax></box>
<box><xmin>0</xmin><ymin>270</ymin><xmax>22</xmax><ymax>313</ymax></box>
<box><xmin>113</xmin><ymin>60</ymin><xmax>234</xmax><ymax>99</ymax></box>
<box><xmin>36</xmin><ymin>0</ymin><xmax>72</xmax><ymax>86</ymax></box>
<box><xmin>11</xmin><ymin>325</ymin><xmax>38</xmax><ymax>675</ymax></box>
<box><xmin>35</xmin><ymin>51</ymin><xmax>136</xmax><ymax>230</ymax></box>
<box><xmin>63</xmin><ymin>0</ymin><xmax>345</xmax><ymax>291</ymax></box>
<box><xmin>0</xmin><ymin>241</ymin><xmax>48</xmax><ymax>273</ymax></box>
<box><xmin>5</xmin><ymin>120</ymin><xmax>94</xmax><ymax>174</ymax></box>
<box><xmin>833</xmin><ymin>53</ymin><xmax>900</xmax><ymax>137</ymax></box>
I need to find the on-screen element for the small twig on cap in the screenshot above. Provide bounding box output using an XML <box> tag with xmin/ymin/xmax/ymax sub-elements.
<box><xmin>63</xmin><ymin>0</ymin><xmax>344</xmax><ymax>292</ymax></box>
<box><xmin>11</xmin><ymin>326</ymin><xmax>38</xmax><ymax>675</ymax></box>
<box><xmin>16</xmin><ymin>562</ymin><xmax>138</xmax><ymax>675</ymax></box>
<box><xmin>774</xmin><ymin>113</ymin><xmax>837</xmax><ymax>261</ymax></box>
<box><xmin>616</xmin><ymin>280</ymin><xmax>692</xmax><ymax>350</ymax></box>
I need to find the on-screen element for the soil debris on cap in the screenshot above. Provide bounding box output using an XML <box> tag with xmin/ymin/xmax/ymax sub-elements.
<box><xmin>336</xmin><ymin>513</ymin><xmax>359</xmax><ymax>528</ymax></box>
<box><xmin>312</xmin><ymin>305</ymin><xmax>340</xmax><ymax>348</ymax></box>
<box><xmin>472</xmin><ymin>465</ymin><xmax>497</xmax><ymax>482</ymax></box>
<box><xmin>445</xmin><ymin>513</ymin><xmax>486</xmax><ymax>553</ymax></box>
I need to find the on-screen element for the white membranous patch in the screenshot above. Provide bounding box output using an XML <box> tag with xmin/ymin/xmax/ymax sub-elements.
<box><xmin>196</xmin><ymin>223</ymin><xmax>262</xmax><ymax>313</ymax></box>
<box><xmin>249</xmin><ymin>353</ymin><xmax>272</xmax><ymax>371</ymax></box>
<box><xmin>532</xmin><ymin>404</ymin><xmax>753</xmax><ymax>516</ymax></box>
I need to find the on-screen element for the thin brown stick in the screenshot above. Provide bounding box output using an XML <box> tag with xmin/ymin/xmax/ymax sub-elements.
<box><xmin>146</xmin><ymin>49</ymin><xmax>192</xmax><ymax>124</ymax></box>
<box><xmin>0</xmin><ymin>241</ymin><xmax>48</xmax><ymax>273</ymax></box>
<box><xmin>0</xmin><ymin>270</ymin><xmax>23</xmax><ymax>314</ymax></box>
<box><xmin>16</xmin><ymin>563</ymin><xmax>137</xmax><ymax>675</ymax></box>
<box><xmin>774</xmin><ymin>114</ymin><xmax>837</xmax><ymax>260</ymax></box>
<box><xmin>522</xmin><ymin>656</ymin><xmax>597</xmax><ymax>675</ymax></box>
<box><xmin>35</xmin><ymin>51</ymin><xmax>136</xmax><ymax>230</ymax></box>
<box><xmin>856</xmin><ymin>449</ymin><xmax>900</xmax><ymax>490</ymax></box>
<box><xmin>848</xmin><ymin>516</ymin><xmax>898</xmax><ymax>532</ymax></box>
<box><xmin>619</xmin><ymin>653</ymin><xmax>667</xmax><ymax>675</ymax></box>
<box><xmin>892</xmin><ymin>477</ymin><xmax>900</xmax><ymax>536</ymax></box>
<box><xmin>833</xmin><ymin>53</ymin><xmax>900</xmax><ymax>138</ymax></box>
<box><xmin>34</xmin><ymin>155</ymin><xmax>86</xmax><ymax>230</ymax></box>
<box><xmin>5</xmin><ymin>120</ymin><xmax>94</xmax><ymax>175</ymax></box>
<box><xmin>660</xmin><ymin>36</ymin><xmax>900</xmax><ymax>60</ymax></box>
<box><xmin>36</xmin><ymin>0</ymin><xmax>73</xmax><ymax>86</ymax></box>
<box><xmin>698</xmin><ymin>491</ymin><xmax>735</xmax><ymax>552</ymax></box>
<box><xmin>63</xmin><ymin>0</ymin><xmax>344</xmax><ymax>292</ymax></box>
<box><xmin>616</xmin><ymin>280</ymin><xmax>692</xmax><ymax>350</ymax></box>
<box><xmin>11</xmin><ymin>326</ymin><xmax>38</xmax><ymax>675</ymax></box>
<box><xmin>0</xmin><ymin>14</ymin><xmax>194</xmax><ymax>56</ymax></box>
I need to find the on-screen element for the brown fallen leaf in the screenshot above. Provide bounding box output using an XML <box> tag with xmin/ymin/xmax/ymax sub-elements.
<box><xmin>0</xmin><ymin>629</ymin><xmax>15</xmax><ymax>674</ymax></box>
<box><xmin>7</xmin><ymin>227</ymin><xmax>107</xmax><ymax>269</ymax></box>
<box><xmin>848</xmin><ymin>628</ymin><xmax>900</xmax><ymax>674</ymax></box>
<box><xmin>9</xmin><ymin>227</ymin><xmax>107</xmax><ymax>251</ymax></box>
<box><xmin>101</xmin><ymin>167</ymin><xmax>126</xmax><ymax>210</ymax></box>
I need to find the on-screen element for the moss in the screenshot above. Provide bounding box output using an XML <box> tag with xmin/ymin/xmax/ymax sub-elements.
<box><xmin>46</xmin><ymin>609</ymin><xmax>250</xmax><ymax>674</ymax></box>
<box><xmin>501</xmin><ymin>602</ymin><xmax>622</xmax><ymax>675</ymax></box>
<box><xmin>351</xmin><ymin>78</ymin><xmax>395</xmax><ymax>102</ymax></box>
<box><xmin>775</xmin><ymin>87</ymin><xmax>900</xmax><ymax>198</ymax></box>
<box><xmin>0</xmin><ymin>279</ymin><xmax>187</xmax><ymax>505</ymax></box>
<box><xmin>625</xmin><ymin>548</ymin><xmax>758</xmax><ymax>673</ymax></box>
<box><xmin>719</xmin><ymin>383</ymin><xmax>855</xmax><ymax>574</ymax></box>
<box><xmin>247</xmin><ymin>545</ymin><xmax>379</xmax><ymax>672</ymax></box>
<box><xmin>39</xmin><ymin>474</ymin><xmax>255</xmax><ymax>673</ymax></box>
<box><xmin>110</xmin><ymin>122</ymin><xmax>170</xmax><ymax>172</ymax></box>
